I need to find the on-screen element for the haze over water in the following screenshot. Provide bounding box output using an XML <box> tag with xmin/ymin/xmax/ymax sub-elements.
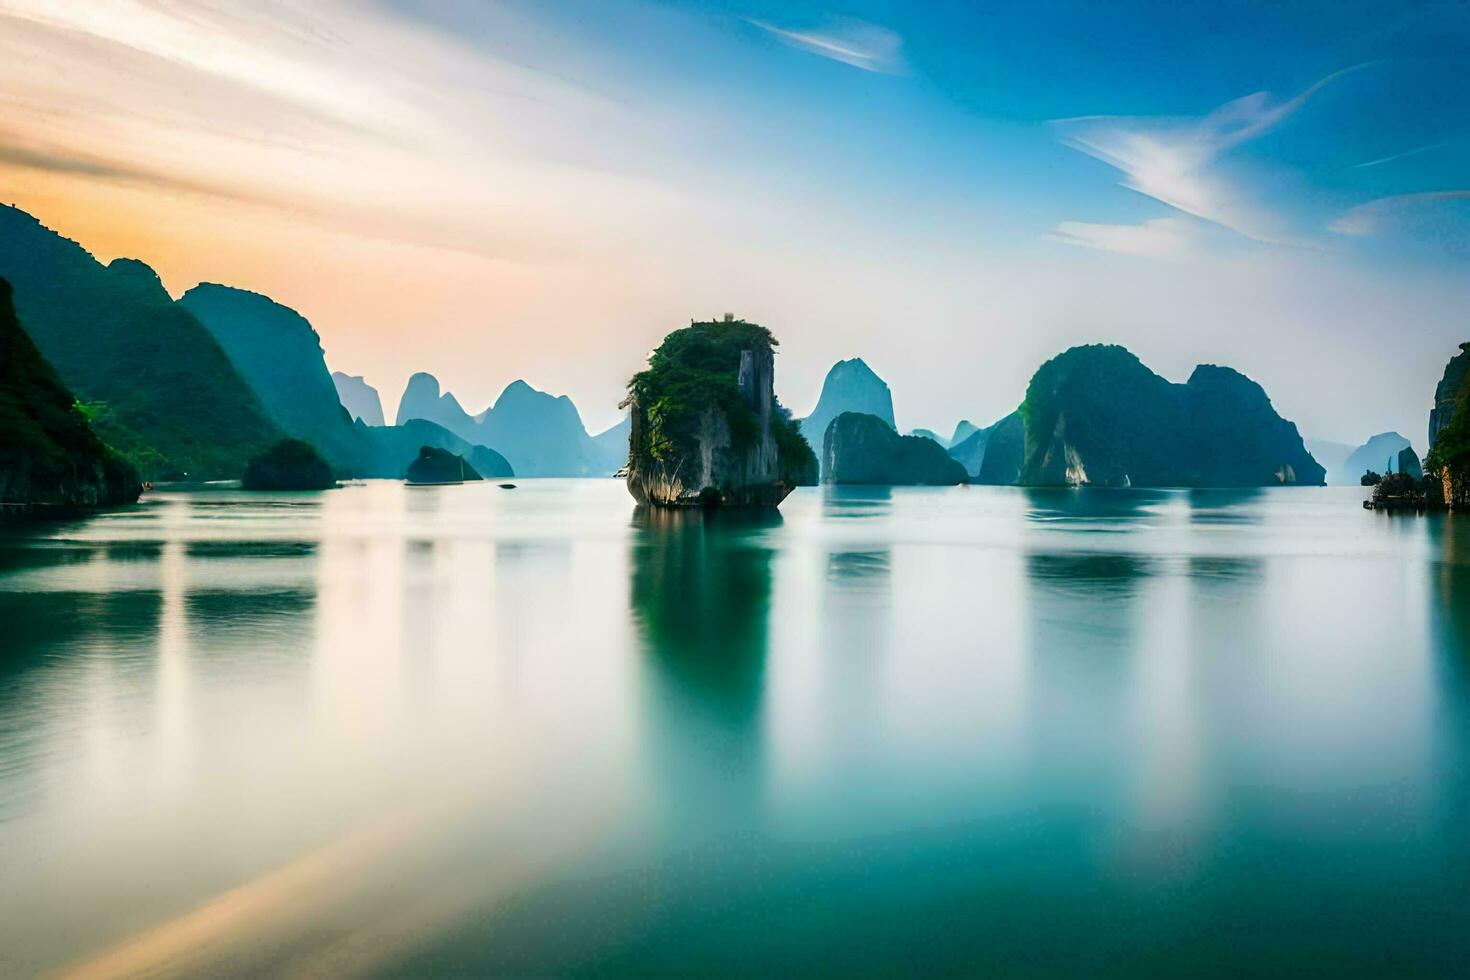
<box><xmin>2</xmin><ymin>481</ymin><xmax>1468</xmax><ymax>975</ymax></box>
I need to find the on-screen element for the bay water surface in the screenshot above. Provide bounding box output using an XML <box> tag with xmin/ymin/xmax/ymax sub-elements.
<box><xmin>1</xmin><ymin>481</ymin><xmax>1467</xmax><ymax>975</ymax></box>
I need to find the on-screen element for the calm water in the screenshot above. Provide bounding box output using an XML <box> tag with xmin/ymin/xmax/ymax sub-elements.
<box><xmin>2</xmin><ymin>481</ymin><xmax>1468</xmax><ymax>976</ymax></box>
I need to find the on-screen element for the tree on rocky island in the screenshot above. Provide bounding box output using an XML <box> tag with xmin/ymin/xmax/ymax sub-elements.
<box><xmin>625</xmin><ymin>317</ymin><xmax>817</xmax><ymax>507</ymax></box>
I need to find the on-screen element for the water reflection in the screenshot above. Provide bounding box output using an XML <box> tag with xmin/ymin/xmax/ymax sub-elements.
<box><xmin>1024</xmin><ymin>487</ymin><xmax>1171</xmax><ymax>527</ymax></box>
<box><xmin>822</xmin><ymin>484</ymin><xmax>893</xmax><ymax>519</ymax></box>
<box><xmin>629</xmin><ymin>506</ymin><xmax>777</xmax><ymax>726</ymax></box>
<box><xmin>1185</xmin><ymin>488</ymin><xmax>1264</xmax><ymax>525</ymax></box>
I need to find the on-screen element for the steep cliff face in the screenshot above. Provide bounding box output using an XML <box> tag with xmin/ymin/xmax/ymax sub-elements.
<box><xmin>626</xmin><ymin>318</ymin><xmax>816</xmax><ymax>507</ymax></box>
<box><xmin>1018</xmin><ymin>345</ymin><xmax>1323</xmax><ymax>487</ymax></box>
<box><xmin>179</xmin><ymin>284</ymin><xmax>363</xmax><ymax>472</ymax></box>
<box><xmin>331</xmin><ymin>372</ymin><xmax>385</xmax><ymax>427</ymax></box>
<box><xmin>1426</xmin><ymin>343</ymin><xmax>1470</xmax><ymax>510</ymax></box>
<box><xmin>0</xmin><ymin>205</ymin><xmax>282</xmax><ymax>479</ymax></box>
<box><xmin>1429</xmin><ymin>343</ymin><xmax>1470</xmax><ymax>450</ymax></box>
<box><xmin>824</xmin><ymin>412</ymin><xmax>967</xmax><ymax>485</ymax></box>
<box><xmin>0</xmin><ymin>277</ymin><xmax>140</xmax><ymax>510</ymax></box>
<box><xmin>800</xmin><ymin>358</ymin><xmax>896</xmax><ymax>470</ymax></box>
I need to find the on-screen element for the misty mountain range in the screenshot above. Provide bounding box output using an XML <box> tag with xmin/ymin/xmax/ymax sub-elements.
<box><xmin>0</xmin><ymin>203</ymin><xmax>1432</xmax><ymax>491</ymax></box>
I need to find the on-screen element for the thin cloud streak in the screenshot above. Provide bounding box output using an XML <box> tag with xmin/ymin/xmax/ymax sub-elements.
<box><xmin>748</xmin><ymin>17</ymin><xmax>903</xmax><ymax>74</ymax></box>
<box><xmin>1328</xmin><ymin>190</ymin><xmax>1470</xmax><ymax>236</ymax></box>
<box><xmin>1051</xmin><ymin>217</ymin><xmax>1199</xmax><ymax>259</ymax></box>
<box><xmin>1053</xmin><ymin>63</ymin><xmax>1374</xmax><ymax>246</ymax></box>
<box><xmin>1353</xmin><ymin>141</ymin><xmax>1451</xmax><ymax>169</ymax></box>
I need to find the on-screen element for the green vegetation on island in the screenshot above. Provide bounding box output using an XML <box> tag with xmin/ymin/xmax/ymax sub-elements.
<box><xmin>0</xmin><ymin>276</ymin><xmax>140</xmax><ymax>511</ymax></box>
<box><xmin>1018</xmin><ymin>344</ymin><xmax>1324</xmax><ymax>487</ymax></box>
<box><xmin>242</xmin><ymin>439</ymin><xmax>336</xmax><ymax>491</ymax></box>
<box><xmin>626</xmin><ymin>317</ymin><xmax>817</xmax><ymax>506</ymax></box>
<box><xmin>0</xmin><ymin>205</ymin><xmax>284</xmax><ymax>480</ymax></box>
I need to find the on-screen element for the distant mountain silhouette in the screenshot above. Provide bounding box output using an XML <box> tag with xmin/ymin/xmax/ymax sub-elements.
<box><xmin>800</xmin><ymin>358</ymin><xmax>896</xmax><ymax>475</ymax></box>
<box><xmin>1018</xmin><ymin>345</ymin><xmax>1323</xmax><ymax>487</ymax></box>
<box><xmin>363</xmin><ymin>419</ymin><xmax>512</xmax><ymax>479</ymax></box>
<box><xmin>179</xmin><ymin>283</ymin><xmax>363</xmax><ymax>472</ymax></box>
<box><xmin>395</xmin><ymin>373</ymin><xmax>604</xmax><ymax>476</ymax></box>
<box><xmin>908</xmin><ymin>428</ymin><xmax>948</xmax><ymax>447</ymax></box>
<box><xmin>1342</xmin><ymin>432</ymin><xmax>1413</xmax><ymax>483</ymax></box>
<box><xmin>0</xmin><ymin>205</ymin><xmax>282</xmax><ymax>479</ymax></box>
<box><xmin>948</xmin><ymin>411</ymin><xmax>1023</xmax><ymax>484</ymax></box>
<box><xmin>0</xmin><ymin>276</ymin><xmax>140</xmax><ymax>508</ymax></box>
<box><xmin>396</xmin><ymin>372</ymin><xmax>477</xmax><ymax>438</ymax></box>
<box><xmin>950</xmin><ymin>420</ymin><xmax>979</xmax><ymax>446</ymax></box>
<box><xmin>332</xmin><ymin>372</ymin><xmax>385</xmax><ymax>426</ymax></box>
<box><xmin>591</xmin><ymin>415</ymin><xmax>631</xmax><ymax>475</ymax></box>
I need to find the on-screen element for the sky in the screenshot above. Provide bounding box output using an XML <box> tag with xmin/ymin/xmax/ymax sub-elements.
<box><xmin>0</xmin><ymin>0</ymin><xmax>1467</xmax><ymax>445</ymax></box>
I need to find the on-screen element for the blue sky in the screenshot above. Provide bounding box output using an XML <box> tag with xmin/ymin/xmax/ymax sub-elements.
<box><xmin>2</xmin><ymin>0</ymin><xmax>1467</xmax><ymax>442</ymax></box>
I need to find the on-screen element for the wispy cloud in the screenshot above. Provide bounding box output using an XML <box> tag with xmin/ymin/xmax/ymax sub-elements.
<box><xmin>1352</xmin><ymin>141</ymin><xmax>1450</xmax><ymax>169</ymax></box>
<box><xmin>749</xmin><ymin>17</ymin><xmax>903</xmax><ymax>74</ymax></box>
<box><xmin>1052</xmin><ymin>64</ymin><xmax>1372</xmax><ymax>248</ymax></box>
<box><xmin>1050</xmin><ymin>217</ymin><xmax>1201</xmax><ymax>259</ymax></box>
<box><xmin>1327</xmin><ymin>190</ymin><xmax>1470</xmax><ymax>236</ymax></box>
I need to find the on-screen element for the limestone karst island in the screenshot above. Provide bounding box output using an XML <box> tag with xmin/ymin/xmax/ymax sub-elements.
<box><xmin>1</xmin><ymin>2</ymin><xmax>1469</xmax><ymax>976</ymax></box>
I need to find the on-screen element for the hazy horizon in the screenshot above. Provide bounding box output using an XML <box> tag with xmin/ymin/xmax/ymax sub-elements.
<box><xmin>2</xmin><ymin>0</ymin><xmax>1467</xmax><ymax>444</ymax></box>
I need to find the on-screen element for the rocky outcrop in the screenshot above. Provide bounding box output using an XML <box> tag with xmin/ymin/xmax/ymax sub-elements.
<box><xmin>1429</xmin><ymin>343</ymin><xmax>1470</xmax><ymax>450</ymax></box>
<box><xmin>824</xmin><ymin>412</ymin><xmax>968</xmax><ymax>485</ymax></box>
<box><xmin>331</xmin><ymin>372</ymin><xmax>385</xmax><ymax>426</ymax></box>
<box><xmin>1018</xmin><ymin>345</ymin><xmax>1323</xmax><ymax>487</ymax></box>
<box><xmin>406</xmin><ymin>445</ymin><xmax>482</xmax><ymax>484</ymax></box>
<box><xmin>242</xmin><ymin>439</ymin><xmax>336</xmax><ymax>491</ymax></box>
<box><xmin>625</xmin><ymin>317</ymin><xmax>817</xmax><ymax>507</ymax></box>
<box><xmin>800</xmin><ymin>358</ymin><xmax>896</xmax><ymax>471</ymax></box>
<box><xmin>0</xmin><ymin>276</ymin><xmax>141</xmax><ymax>511</ymax></box>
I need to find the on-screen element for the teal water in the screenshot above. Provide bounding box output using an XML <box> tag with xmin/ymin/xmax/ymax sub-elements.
<box><xmin>1</xmin><ymin>481</ymin><xmax>1467</xmax><ymax>975</ymax></box>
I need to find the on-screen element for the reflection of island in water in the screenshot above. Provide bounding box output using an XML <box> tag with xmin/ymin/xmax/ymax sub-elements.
<box><xmin>629</xmin><ymin>506</ymin><xmax>779</xmax><ymax>724</ymax></box>
<box><xmin>1427</xmin><ymin>515</ymin><xmax>1470</xmax><ymax>690</ymax></box>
